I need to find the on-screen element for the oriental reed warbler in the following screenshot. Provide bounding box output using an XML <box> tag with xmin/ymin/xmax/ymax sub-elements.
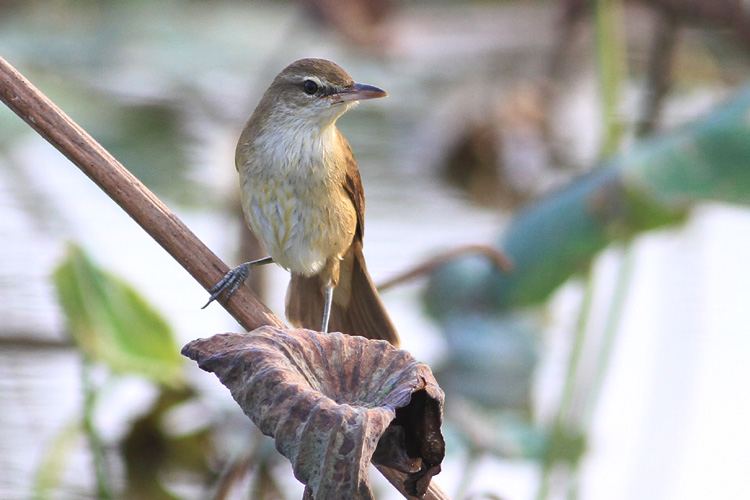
<box><xmin>203</xmin><ymin>58</ymin><xmax>399</xmax><ymax>346</ymax></box>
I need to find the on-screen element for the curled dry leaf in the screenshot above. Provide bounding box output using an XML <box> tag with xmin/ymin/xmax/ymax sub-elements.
<box><xmin>182</xmin><ymin>326</ymin><xmax>445</xmax><ymax>499</ymax></box>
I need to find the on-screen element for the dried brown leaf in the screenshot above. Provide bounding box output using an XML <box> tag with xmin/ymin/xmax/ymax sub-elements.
<box><xmin>182</xmin><ymin>327</ymin><xmax>445</xmax><ymax>499</ymax></box>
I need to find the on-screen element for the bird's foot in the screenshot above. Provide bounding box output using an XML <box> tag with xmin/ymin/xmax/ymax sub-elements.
<box><xmin>201</xmin><ymin>257</ymin><xmax>273</xmax><ymax>309</ymax></box>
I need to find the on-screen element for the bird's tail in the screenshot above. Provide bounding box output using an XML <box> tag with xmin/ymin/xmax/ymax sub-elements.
<box><xmin>285</xmin><ymin>240</ymin><xmax>400</xmax><ymax>347</ymax></box>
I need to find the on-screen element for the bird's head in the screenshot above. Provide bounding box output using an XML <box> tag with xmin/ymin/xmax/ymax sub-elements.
<box><xmin>259</xmin><ymin>58</ymin><xmax>387</xmax><ymax>130</ymax></box>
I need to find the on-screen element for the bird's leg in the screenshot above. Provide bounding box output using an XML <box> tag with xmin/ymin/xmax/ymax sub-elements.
<box><xmin>202</xmin><ymin>256</ymin><xmax>274</xmax><ymax>309</ymax></box>
<box><xmin>320</xmin><ymin>257</ymin><xmax>341</xmax><ymax>333</ymax></box>
<box><xmin>321</xmin><ymin>284</ymin><xmax>334</xmax><ymax>333</ymax></box>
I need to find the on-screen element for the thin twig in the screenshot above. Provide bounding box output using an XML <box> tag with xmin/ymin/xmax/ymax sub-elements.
<box><xmin>377</xmin><ymin>244</ymin><xmax>513</xmax><ymax>293</ymax></box>
<box><xmin>0</xmin><ymin>54</ymin><xmax>451</xmax><ymax>500</ymax></box>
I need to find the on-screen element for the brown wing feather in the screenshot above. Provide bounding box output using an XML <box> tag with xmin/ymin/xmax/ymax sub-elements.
<box><xmin>337</xmin><ymin>130</ymin><xmax>366</xmax><ymax>240</ymax></box>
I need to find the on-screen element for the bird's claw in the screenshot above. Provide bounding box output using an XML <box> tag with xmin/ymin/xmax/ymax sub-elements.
<box><xmin>201</xmin><ymin>264</ymin><xmax>250</xmax><ymax>309</ymax></box>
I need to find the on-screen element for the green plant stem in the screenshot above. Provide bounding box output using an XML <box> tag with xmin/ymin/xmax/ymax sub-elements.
<box><xmin>32</xmin><ymin>420</ymin><xmax>81</xmax><ymax>500</ymax></box>
<box><xmin>536</xmin><ymin>269</ymin><xmax>596</xmax><ymax>500</ymax></box>
<box><xmin>563</xmin><ymin>270</ymin><xmax>596</xmax><ymax>424</ymax></box>
<box><xmin>594</xmin><ymin>0</ymin><xmax>627</xmax><ymax>157</ymax></box>
<box><xmin>562</xmin><ymin>246</ymin><xmax>636</xmax><ymax>500</ymax></box>
<box><xmin>81</xmin><ymin>359</ymin><xmax>113</xmax><ymax>500</ymax></box>
<box><xmin>584</xmin><ymin>245</ymin><xmax>636</xmax><ymax>425</ymax></box>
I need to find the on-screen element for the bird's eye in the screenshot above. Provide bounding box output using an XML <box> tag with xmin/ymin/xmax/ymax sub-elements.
<box><xmin>302</xmin><ymin>80</ymin><xmax>319</xmax><ymax>95</ymax></box>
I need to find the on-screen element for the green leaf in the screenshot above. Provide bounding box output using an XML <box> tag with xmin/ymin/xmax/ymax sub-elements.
<box><xmin>53</xmin><ymin>243</ymin><xmax>184</xmax><ymax>387</ymax></box>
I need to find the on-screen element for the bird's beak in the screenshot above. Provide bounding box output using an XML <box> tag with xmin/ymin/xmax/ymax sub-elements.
<box><xmin>337</xmin><ymin>82</ymin><xmax>388</xmax><ymax>102</ymax></box>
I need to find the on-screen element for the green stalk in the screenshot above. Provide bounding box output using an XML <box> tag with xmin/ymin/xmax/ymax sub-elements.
<box><xmin>561</xmin><ymin>245</ymin><xmax>635</xmax><ymax>500</ymax></box>
<box><xmin>536</xmin><ymin>269</ymin><xmax>596</xmax><ymax>500</ymax></box>
<box><xmin>584</xmin><ymin>245</ymin><xmax>636</xmax><ymax>426</ymax></box>
<box><xmin>594</xmin><ymin>0</ymin><xmax>627</xmax><ymax>157</ymax></box>
<box><xmin>81</xmin><ymin>359</ymin><xmax>113</xmax><ymax>500</ymax></box>
<box><xmin>32</xmin><ymin>420</ymin><xmax>81</xmax><ymax>500</ymax></box>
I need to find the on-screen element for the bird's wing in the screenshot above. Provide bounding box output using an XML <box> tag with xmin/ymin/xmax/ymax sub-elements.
<box><xmin>338</xmin><ymin>130</ymin><xmax>366</xmax><ymax>240</ymax></box>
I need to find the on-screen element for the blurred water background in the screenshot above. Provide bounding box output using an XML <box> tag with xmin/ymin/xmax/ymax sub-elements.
<box><xmin>2</xmin><ymin>1</ymin><xmax>750</xmax><ymax>499</ymax></box>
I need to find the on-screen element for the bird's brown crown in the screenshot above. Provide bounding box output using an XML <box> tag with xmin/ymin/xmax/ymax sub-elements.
<box><xmin>275</xmin><ymin>58</ymin><xmax>355</xmax><ymax>90</ymax></box>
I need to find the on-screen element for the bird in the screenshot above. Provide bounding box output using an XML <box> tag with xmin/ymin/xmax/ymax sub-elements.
<box><xmin>204</xmin><ymin>58</ymin><xmax>400</xmax><ymax>347</ymax></box>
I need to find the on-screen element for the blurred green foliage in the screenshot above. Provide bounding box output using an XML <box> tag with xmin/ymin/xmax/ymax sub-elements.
<box><xmin>51</xmin><ymin>244</ymin><xmax>219</xmax><ymax>499</ymax></box>
<box><xmin>53</xmin><ymin>243</ymin><xmax>184</xmax><ymax>387</ymax></box>
<box><xmin>425</xmin><ymin>86</ymin><xmax>750</xmax><ymax>317</ymax></box>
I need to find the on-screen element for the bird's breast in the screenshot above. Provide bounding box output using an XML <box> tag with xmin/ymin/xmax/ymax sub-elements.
<box><xmin>238</xmin><ymin>135</ymin><xmax>356</xmax><ymax>276</ymax></box>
